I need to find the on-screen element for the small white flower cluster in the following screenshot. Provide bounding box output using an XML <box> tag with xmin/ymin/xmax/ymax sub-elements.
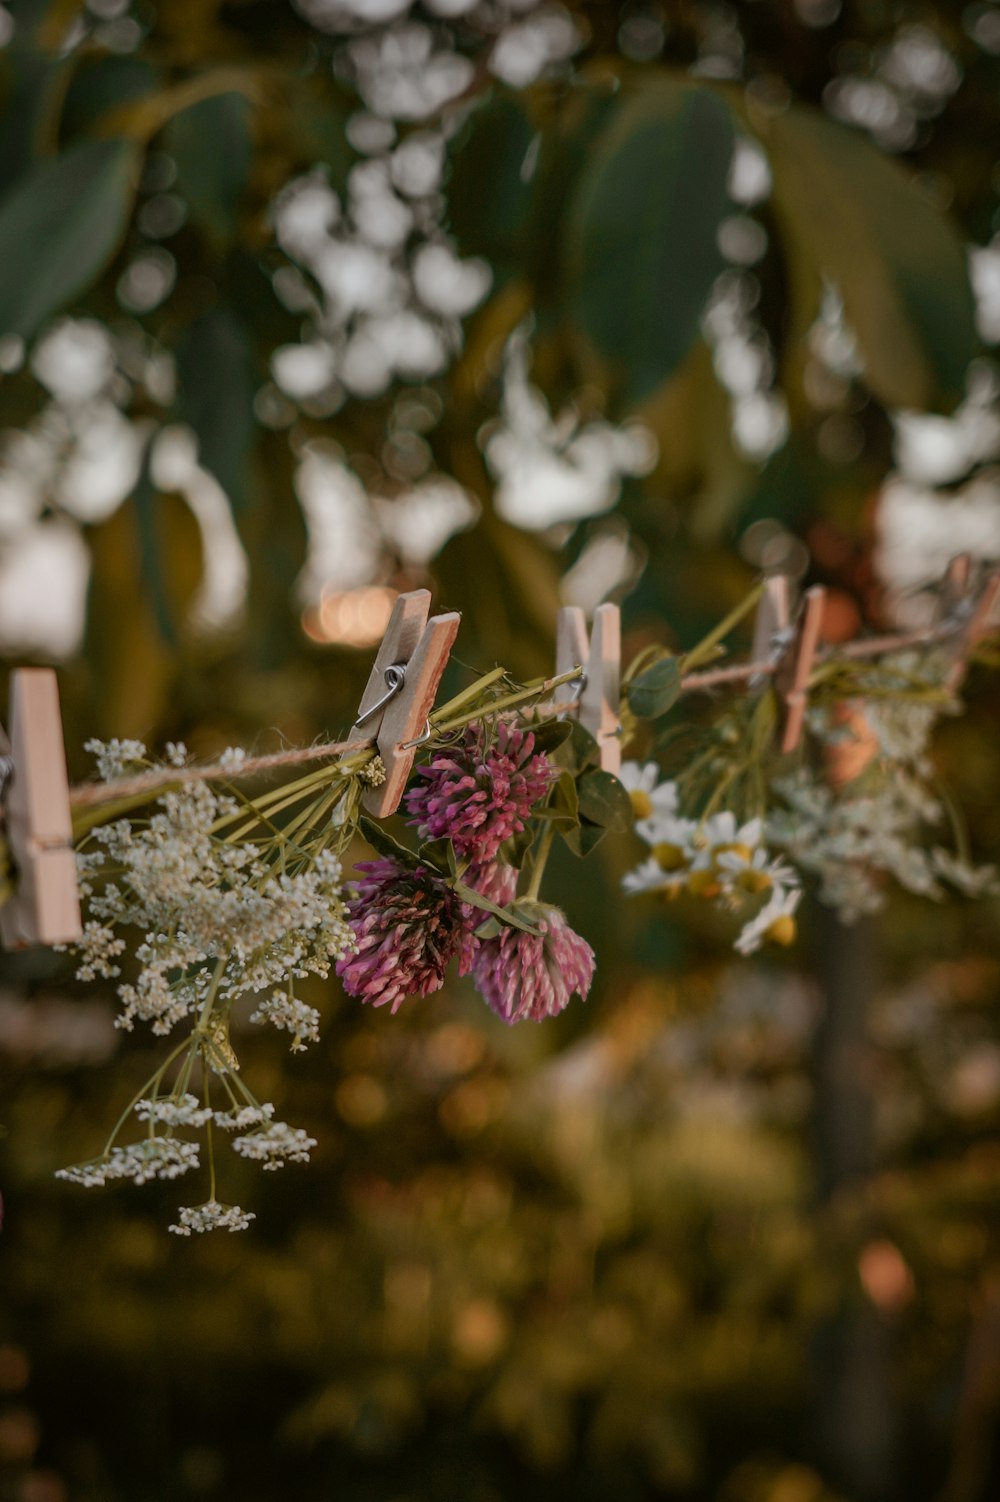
<box><xmin>232</xmin><ymin>1121</ymin><xmax>318</xmax><ymax>1170</ymax></box>
<box><xmin>765</xmin><ymin>664</ymin><xmax>997</xmax><ymax>923</ymax></box>
<box><xmin>620</xmin><ymin>761</ymin><xmax>802</xmax><ymax>956</ymax></box>
<box><xmin>249</xmin><ymin>992</ymin><xmax>322</xmax><ymax>1052</ymax></box>
<box><xmin>767</xmin><ymin>769</ymin><xmax>997</xmax><ymax>923</ymax></box>
<box><xmin>83</xmin><ymin>736</ymin><xmax>148</xmax><ymax>781</ymax></box>
<box><xmin>213</xmin><ymin>1103</ymin><xmax>276</xmax><ymax>1131</ymax></box>
<box><xmin>135</xmin><ymin>1093</ymin><xmax>212</xmax><ymax>1127</ymax></box>
<box><xmin>218</xmin><ymin>746</ymin><xmax>247</xmax><ymax>774</ymax></box>
<box><xmin>75</xmin><ymin>773</ymin><xmax>354</xmax><ymax>1036</ymax></box>
<box><xmin>56</xmin><ymin>1136</ymin><xmax>200</xmax><ymax>1188</ymax></box>
<box><xmin>169</xmin><ymin>1201</ymin><xmax>257</xmax><ymax>1236</ymax></box>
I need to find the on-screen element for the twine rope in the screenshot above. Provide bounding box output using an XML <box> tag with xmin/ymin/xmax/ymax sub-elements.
<box><xmin>64</xmin><ymin>616</ymin><xmax>970</xmax><ymax>810</ymax></box>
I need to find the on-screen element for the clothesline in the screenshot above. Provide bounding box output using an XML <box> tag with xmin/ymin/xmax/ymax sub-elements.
<box><xmin>65</xmin><ymin>615</ymin><xmax>966</xmax><ymax>811</ymax></box>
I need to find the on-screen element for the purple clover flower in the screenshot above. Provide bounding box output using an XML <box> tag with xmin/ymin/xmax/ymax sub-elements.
<box><xmin>403</xmin><ymin>721</ymin><xmax>556</xmax><ymax>863</ymax></box>
<box><xmin>471</xmin><ymin>901</ymin><xmax>594</xmax><ymax>1024</ymax></box>
<box><xmin>336</xmin><ymin>858</ymin><xmax>464</xmax><ymax>1013</ymax></box>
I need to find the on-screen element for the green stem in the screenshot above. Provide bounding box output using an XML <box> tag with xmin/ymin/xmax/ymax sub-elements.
<box><xmin>432</xmin><ymin>668</ymin><xmax>584</xmax><ymax>737</ymax></box>
<box><xmin>204</xmin><ymin>1072</ymin><xmax>217</xmax><ymax>1203</ymax></box>
<box><xmin>100</xmin><ymin>1035</ymin><xmax>191</xmax><ymax>1156</ymax></box>
<box><xmin>525</xmin><ymin>825</ymin><xmax>556</xmax><ymax>901</ymax></box>
<box><xmin>196</xmin><ymin>956</ymin><xmax>228</xmax><ymax>1032</ymax></box>
<box><xmin>681</xmin><ymin>582</ymin><xmax>764</xmax><ymax>674</ymax></box>
<box><xmin>430</xmin><ymin>666</ymin><xmax>509</xmax><ymax>724</ymax></box>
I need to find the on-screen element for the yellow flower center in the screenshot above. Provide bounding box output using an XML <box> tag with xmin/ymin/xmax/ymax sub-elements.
<box><xmin>765</xmin><ymin>915</ymin><xmax>797</xmax><ymax>947</ymax></box>
<box><xmin>653</xmin><ymin>842</ymin><xmax>688</xmax><ymax>872</ymax></box>
<box><xmin>630</xmin><ymin>789</ymin><xmax>653</xmax><ymax>819</ymax></box>
<box><xmin>739</xmin><ymin>869</ymin><xmax>772</xmax><ymax>895</ymax></box>
<box><xmin>687</xmin><ymin>869</ymin><xmax>723</xmax><ymax>900</ymax></box>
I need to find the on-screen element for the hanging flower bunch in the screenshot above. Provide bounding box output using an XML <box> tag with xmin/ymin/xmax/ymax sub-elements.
<box><xmin>26</xmin><ymin>581</ymin><xmax>997</xmax><ymax>1236</ymax></box>
<box><xmin>53</xmin><ymin>664</ymin><xmax>615</xmax><ymax>1232</ymax></box>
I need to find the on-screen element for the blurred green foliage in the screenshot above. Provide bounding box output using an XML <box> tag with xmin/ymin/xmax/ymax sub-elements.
<box><xmin>1</xmin><ymin>1</ymin><xmax>999</xmax><ymax>1500</ymax></box>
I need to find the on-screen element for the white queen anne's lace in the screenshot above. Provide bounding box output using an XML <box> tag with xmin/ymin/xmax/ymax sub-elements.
<box><xmin>169</xmin><ymin>1201</ymin><xmax>257</xmax><ymax>1236</ymax></box>
<box><xmin>232</xmin><ymin>1122</ymin><xmax>317</xmax><ymax>1170</ymax></box>
<box><xmin>57</xmin><ymin>1137</ymin><xmax>200</xmax><ymax>1188</ymax></box>
<box><xmin>249</xmin><ymin>992</ymin><xmax>322</xmax><ymax>1051</ymax></box>
<box><xmin>135</xmin><ymin>1095</ymin><xmax>214</xmax><ymax>1127</ymax></box>
<box><xmin>76</xmin><ymin>780</ymin><xmax>354</xmax><ymax>1036</ymax></box>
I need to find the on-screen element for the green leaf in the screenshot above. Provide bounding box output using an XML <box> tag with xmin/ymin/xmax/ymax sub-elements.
<box><xmin>627</xmin><ymin>655</ymin><xmax>681</xmax><ymax>719</ymax></box>
<box><xmin>166</xmin><ymin>91</ymin><xmax>251</xmax><ymax>251</ymax></box>
<box><xmin>576</xmin><ymin>769</ymin><xmax>634</xmax><ymax>832</ymax></box>
<box><xmin>61</xmin><ymin>55</ymin><xmax>161</xmax><ymax>139</ymax></box>
<box><xmin>357</xmin><ymin>816</ymin><xmax>417</xmax><ymax>868</ymax></box>
<box><xmin>551</xmin><ymin>720</ymin><xmax>601</xmax><ymax>775</ymax></box>
<box><xmin>527</xmin><ymin>719</ymin><xmax>574</xmax><ymax>756</ymax></box>
<box><xmin>448</xmin><ymin>91</ymin><xmax>538</xmax><ymax>265</ymax></box>
<box><xmin>566</xmin><ymin>81</ymin><xmax>734</xmax><ymax>405</ymax></box>
<box><xmin>759</xmin><ymin>105</ymin><xmax>979</xmax><ymax>411</ymax></box>
<box><xmin>175</xmin><ymin>308</ymin><xmax>257</xmax><ymax>511</ymax></box>
<box><xmin>0</xmin><ymin>47</ymin><xmax>71</xmax><ymax>192</ymax></box>
<box><xmin>0</xmin><ymin>137</ymin><xmax>138</xmax><ymax>339</ymax></box>
<box><xmin>416</xmin><ymin>838</ymin><xmax>453</xmax><ymax>875</ymax></box>
<box><xmin>545</xmin><ymin>769</ymin><xmax>581</xmax><ymax>828</ymax></box>
<box><xmin>562</xmin><ymin>818</ymin><xmax>608</xmax><ymax>858</ymax></box>
<box><xmin>131</xmin><ymin>442</ymin><xmax>175</xmax><ymax>646</ymax></box>
<box><xmin>453</xmin><ymin>881</ymin><xmax>541</xmax><ymax>934</ymax></box>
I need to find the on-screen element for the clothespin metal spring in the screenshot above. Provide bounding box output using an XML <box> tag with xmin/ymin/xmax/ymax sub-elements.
<box><xmin>352</xmin><ymin>663</ymin><xmax>406</xmax><ymax>731</ymax></box>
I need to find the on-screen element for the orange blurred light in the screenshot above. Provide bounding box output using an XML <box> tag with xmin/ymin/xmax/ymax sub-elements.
<box><xmin>301</xmin><ymin>585</ymin><xmax>398</xmax><ymax>648</ymax></box>
<box><xmin>858</xmin><ymin>1238</ymin><xmax>915</xmax><ymax>1313</ymax></box>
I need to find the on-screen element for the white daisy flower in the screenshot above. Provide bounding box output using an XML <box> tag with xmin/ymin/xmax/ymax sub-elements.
<box><xmin>618</xmin><ymin>763</ymin><xmax>680</xmax><ymax>826</ymax></box>
<box><xmin>734</xmin><ymin>887</ymin><xmax>802</xmax><ymax>957</ymax></box>
<box><xmin>622</xmin><ymin>856</ymin><xmax>688</xmax><ymax>901</ymax></box>
<box><xmin>700</xmin><ymin>812</ymin><xmax>763</xmax><ymax>852</ymax></box>
<box><xmin>715</xmin><ymin>844</ymin><xmax>799</xmax><ymax>897</ymax></box>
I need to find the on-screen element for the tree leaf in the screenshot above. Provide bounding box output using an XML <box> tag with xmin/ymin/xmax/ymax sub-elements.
<box><xmin>447</xmin><ymin>91</ymin><xmax>538</xmax><ymax>266</ymax></box>
<box><xmin>61</xmin><ymin>55</ymin><xmax>161</xmax><ymax>140</ymax></box>
<box><xmin>166</xmin><ymin>91</ymin><xmax>251</xmax><ymax>251</ymax></box>
<box><xmin>566</xmin><ymin>81</ymin><xmax>734</xmax><ymax>406</ymax></box>
<box><xmin>0</xmin><ymin>136</ymin><xmax>138</xmax><ymax>339</ymax></box>
<box><xmin>175</xmin><ymin>308</ymin><xmax>257</xmax><ymax>511</ymax></box>
<box><xmin>758</xmin><ymin>105</ymin><xmax>979</xmax><ymax>411</ymax></box>
<box><xmin>576</xmin><ymin>769</ymin><xmax>633</xmax><ymax>832</ymax></box>
<box><xmin>627</xmin><ymin>655</ymin><xmax>681</xmax><ymax>719</ymax></box>
<box><xmin>0</xmin><ymin>46</ymin><xmax>72</xmax><ymax>192</ymax></box>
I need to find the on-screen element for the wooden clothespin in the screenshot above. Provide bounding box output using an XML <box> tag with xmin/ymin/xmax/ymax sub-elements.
<box><xmin>555</xmin><ymin>603</ymin><xmax>622</xmax><ymax>773</ymax></box>
<box><xmin>353</xmin><ymin>588</ymin><xmax>460</xmax><ymax>817</ymax></box>
<box><xmin>942</xmin><ymin>554</ymin><xmax>1000</xmax><ymax>693</ymax></box>
<box><xmin>774</xmin><ymin>586</ymin><xmax>827</xmax><ymax>754</ymax></box>
<box><xmin>0</xmin><ymin>668</ymin><xmax>81</xmax><ymax>949</ymax></box>
<box><xmin>751</xmin><ymin>575</ymin><xmax>791</xmax><ymax>680</ymax></box>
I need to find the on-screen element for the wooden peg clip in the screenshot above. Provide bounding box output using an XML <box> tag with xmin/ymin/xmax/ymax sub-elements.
<box><xmin>774</xmin><ymin>586</ymin><xmax>827</xmax><ymax>754</ymax></box>
<box><xmin>0</xmin><ymin>668</ymin><xmax>81</xmax><ymax>949</ymax></box>
<box><xmin>943</xmin><ymin>558</ymin><xmax>1000</xmax><ymax>693</ymax></box>
<box><xmin>555</xmin><ymin>602</ymin><xmax>622</xmax><ymax>773</ymax></box>
<box><xmin>354</xmin><ymin>588</ymin><xmax>460</xmax><ymax>817</ymax></box>
<box><xmin>751</xmin><ymin>574</ymin><xmax>791</xmax><ymax>677</ymax></box>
